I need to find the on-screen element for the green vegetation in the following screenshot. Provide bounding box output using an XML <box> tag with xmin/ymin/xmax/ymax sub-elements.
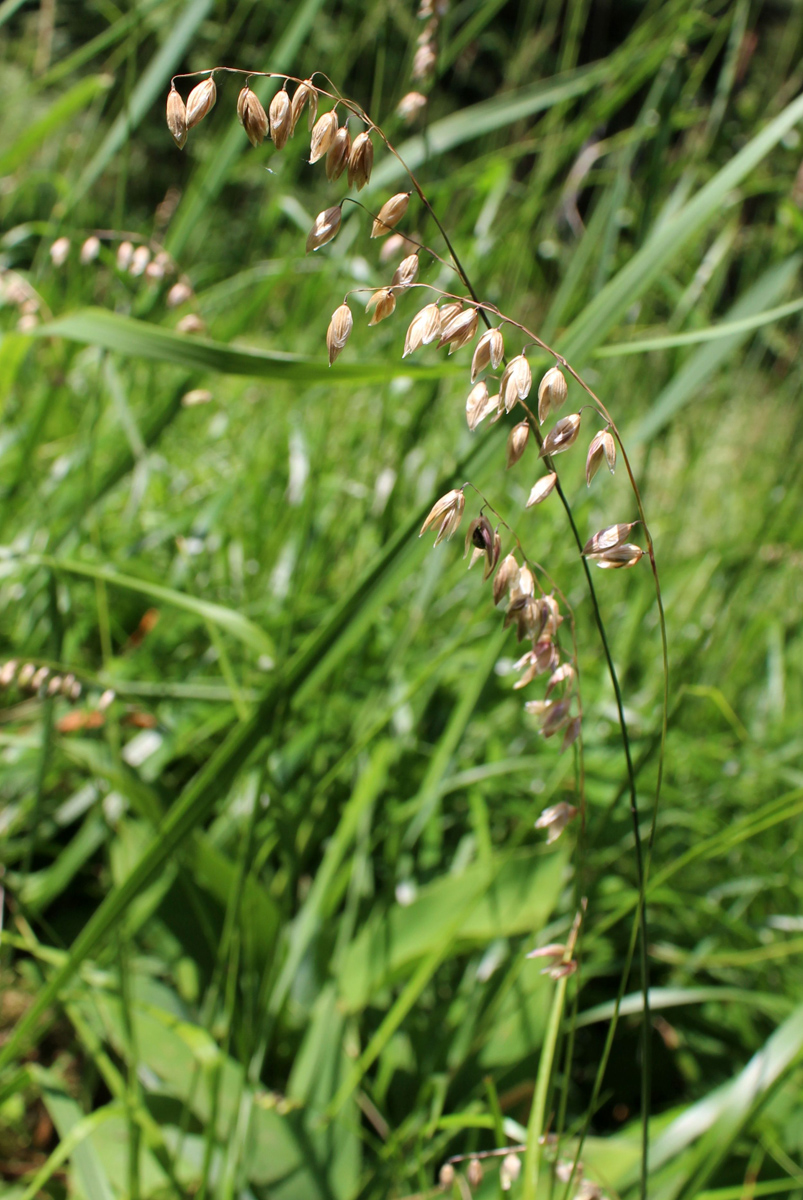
<box><xmin>1</xmin><ymin>2</ymin><xmax>803</xmax><ymax>1198</ymax></box>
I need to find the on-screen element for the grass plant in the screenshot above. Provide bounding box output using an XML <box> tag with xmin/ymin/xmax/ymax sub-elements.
<box><xmin>1</xmin><ymin>2</ymin><xmax>803</xmax><ymax>1199</ymax></box>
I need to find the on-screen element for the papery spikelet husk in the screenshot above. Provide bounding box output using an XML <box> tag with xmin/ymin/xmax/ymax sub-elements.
<box><xmin>511</xmin><ymin>564</ymin><xmax>535</xmax><ymax>600</ymax></box>
<box><xmin>391</xmin><ymin>254</ymin><xmax>419</xmax><ymax>288</ymax></box>
<box><xmin>506</xmin><ymin>420</ymin><xmax>530</xmax><ymax>468</ymax></box>
<box><xmin>348</xmin><ymin>131</ymin><xmax>374</xmax><ymax>189</ymax></box>
<box><xmin>485</xmin><ymin>531</ymin><xmax>502</xmax><ymax>579</ymax></box>
<box><xmin>540</xmin><ymin>413</ymin><xmax>581</xmax><ymax>456</ymax></box>
<box><xmin>465</xmin><ymin>381</ymin><xmax>490</xmax><ymax>430</ymax></box>
<box><xmin>80</xmin><ymin>236</ymin><xmax>101</xmax><ymax>264</ymax></box>
<box><xmin>525</xmin><ymin>472</ymin><xmax>557</xmax><ymax>507</ymax></box>
<box><xmin>542</xmin><ymin>595</ymin><xmax>562</xmax><ymax>638</ymax></box>
<box><xmin>269</xmin><ymin>89</ymin><xmax>292</xmax><ymax>149</ymax></box>
<box><xmin>438</xmin><ymin>307</ymin><xmax>478</xmax><ymax>353</ymax></box>
<box><xmin>403</xmin><ymin>303</ymin><xmax>440</xmax><ymax>356</ymax></box>
<box><xmin>546</xmin><ymin>662</ymin><xmax>574</xmax><ymax>695</ymax></box>
<box><xmin>594</xmin><ymin>543</ymin><xmax>644</xmax><ymax>569</ymax></box>
<box><xmin>326</xmin><ymin>127</ymin><xmax>351</xmax><ymax>180</ymax></box>
<box><xmin>561</xmin><ymin>716</ymin><xmax>582</xmax><ymax>752</ymax></box>
<box><xmin>129</xmin><ymin>245</ymin><xmax>151</xmax><ymax>276</ymax></box>
<box><xmin>582</xmin><ymin>522</ymin><xmax>636</xmax><ymax>557</ymax></box>
<box><xmin>493</xmin><ymin>553</ymin><xmax>518</xmax><ymax>605</ymax></box>
<box><xmin>166</xmin><ymin>85</ymin><xmax>188</xmax><ymax>148</ymax></box>
<box><xmin>177</xmin><ymin>313</ymin><xmax>206</xmax><ymax>334</ymax></box>
<box><xmin>167</xmin><ymin>279</ymin><xmax>193</xmax><ymax>308</ymax></box>
<box><xmin>467</xmin><ymin>1161</ymin><xmax>483</xmax><ymax>1189</ymax></box>
<box><xmin>237</xmin><ymin>87</ymin><xmax>269</xmax><ymax>147</ymax></box>
<box><xmin>291</xmin><ymin>79</ymin><xmax>318</xmax><ymax>132</ymax></box>
<box><xmin>306</xmin><ymin>205</ymin><xmax>342</xmax><ymax>252</ymax></box>
<box><xmin>500</xmin><ymin>1156</ymin><xmax>522</xmax><ymax>1191</ymax></box>
<box><xmin>419</xmin><ymin>488</ymin><xmax>465</xmax><ymax>544</ymax></box>
<box><xmin>309</xmin><ymin>110</ymin><xmax>338</xmax><ymax>163</ymax></box>
<box><xmin>186</xmin><ymin>76</ymin><xmax>216</xmax><ymax>129</ymax></box>
<box><xmin>586</xmin><ymin>429</ymin><xmax>616</xmax><ymax>484</ymax></box>
<box><xmin>327</xmin><ymin>303</ymin><xmax>353</xmax><ymax>365</ymax></box>
<box><xmin>537</xmin><ymin>365</ymin><xmax>568</xmax><ymax>424</ymax></box>
<box><xmin>412</xmin><ymin>42</ymin><xmax>437</xmax><ymax>80</ymax></box>
<box><xmin>470</xmin><ymin>327</ymin><xmax>504</xmax><ymax>381</ymax></box>
<box><xmin>464</xmin><ymin>513</ymin><xmax>493</xmax><ymax>559</ymax></box>
<box><xmin>501</xmin><ymin>355</ymin><xmax>532</xmax><ymax>413</ymax></box>
<box><xmin>0</xmin><ymin>660</ymin><xmax>17</xmax><ymax>688</ymax></box>
<box><xmin>535</xmin><ymin>800</ymin><xmax>578</xmax><ymax>841</ymax></box>
<box><xmin>380</xmin><ymin>232</ymin><xmax>417</xmax><ymax>263</ymax></box>
<box><xmin>365</xmin><ymin>288</ymin><xmax>396</xmax><ymax>325</ymax></box>
<box><xmin>542</xmin><ymin>698</ymin><xmax>572</xmax><ymax>738</ymax></box>
<box><xmin>116</xmin><ymin>241</ymin><xmax>134</xmax><ymax>270</ymax></box>
<box><xmin>17</xmin><ymin>663</ymin><xmax>35</xmax><ymax>687</ymax></box>
<box><xmin>397</xmin><ymin>90</ymin><xmax>428</xmax><ymax>121</ymax></box>
<box><xmin>438</xmin><ymin>301</ymin><xmax>462</xmax><ymax>331</ymax></box>
<box><xmin>371</xmin><ymin>192</ymin><xmax>410</xmax><ymax>237</ymax></box>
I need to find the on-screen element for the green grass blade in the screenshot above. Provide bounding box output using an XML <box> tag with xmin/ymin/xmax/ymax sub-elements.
<box><xmin>0</xmin><ymin>76</ymin><xmax>112</xmax><ymax>175</ymax></box>
<box><xmin>34</xmin><ymin>309</ymin><xmax>461</xmax><ymax>382</ymax></box>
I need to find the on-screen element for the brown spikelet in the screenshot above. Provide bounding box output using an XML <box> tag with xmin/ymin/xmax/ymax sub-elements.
<box><xmin>403</xmin><ymin>303</ymin><xmax>440</xmax><ymax>356</ymax></box>
<box><xmin>390</xmin><ymin>253</ymin><xmax>419</xmax><ymax>288</ymax></box>
<box><xmin>493</xmin><ymin>553</ymin><xmax>518</xmax><ymax>605</ymax></box>
<box><xmin>465</xmin><ymin>381</ymin><xmax>490</xmax><ymax>430</ymax></box>
<box><xmin>186</xmin><ymin>76</ymin><xmax>216</xmax><ymax>129</ymax></box>
<box><xmin>291</xmin><ymin>79</ymin><xmax>318</xmax><ymax>133</ymax></box>
<box><xmin>419</xmin><ymin>488</ymin><xmax>465</xmax><ymax>544</ymax></box>
<box><xmin>237</xmin><ymin>87</ymin><xmax>269</xmax><ymax>147</ymax></box>
<box><xmin>326</xmin><ymin>127</ymin><xmax>351</xmax><ymax>181</ymax></box>
<box><xmin>594</xmin><ymin>544</ymin><xmax>644</xmax><ymax>569</ymax></box>
<box><xmin>309</xmin><ymin>110</ymin><xmax>339</xmax><ymax>163</ymax></box>
<box><xmin>586</xmin><ymin>429</ymin><xmax>616</xmax><ymax>484</ymax></box>
<box><xmin>582</xmin><ymin>523</ymin><xmax>637</xmax><ymax>557</ymax></box>
<box><xmin>537</xmin><ymin>365</ymin><xmax>568</xmax><ymax>424</ymax></box>
<box><xmin>506</xmin><ymin>420</ymin><xmax>530</xmax><ymax>468</ymax></box>
<box><xmin>166</xmin><ymin>85</ymin><xmax>188</xmax><ymax>148</ymax></box>
<box><xmin>365</xmin><ymin>289</ymin><xmax>396</xmax><ymax>325</ymax></box>
<box><xmin>438</xmin><ymin>307</ymin><xmax>478</xmax><ymax>353</ymax></box>
<box><xmin>526</xmin><ymin>473</ymin><xmax>557</xmax><ymax>507</ymax></box>
<box><xmin>348</xmin><ymin>131</ymin><xmax>374</xmax><ymax>189</ymax></box>
<box><xmin>500</xmin><ymin>355</ymin><xmax>532</xmax><ymax>413</ymax></box>
<box><xmin>306</xmin><ymin>205</ymin><xmax>342</xmax><ymax>252</ymax></box>
<box><xmin>540</xmin><ymin>413</ymin><xmax>581</xmax><ymax>456</ymax></box>
<box><xmin>471</xmin><ymin>327</ymin><xmax>504</xmax><ymax>382</ymax></box>
<box><xmin>326</xmin><ymin>303</ymin><xmax>353</xmax><ymax>365</ymax></box>
<box><xmin>269</xmin><ymin>88</ymin><xmax>292</xmax><ymax>149</ymax></box>
<box><xmin>371</xmin><ymin>192</ymin><xmax>410</xmax><ymax>237</ymax></box>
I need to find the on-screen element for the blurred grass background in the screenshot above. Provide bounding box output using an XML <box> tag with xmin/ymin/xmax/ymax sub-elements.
<box><xmin>1</xmin><ymin>0</ymin><xmax>803</xmax><ymax>1197</ymax></box>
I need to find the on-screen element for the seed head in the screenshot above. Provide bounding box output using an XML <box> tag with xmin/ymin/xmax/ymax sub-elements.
<box><xmin>438</xmin><ymin>307</ymin><xmax>478</xmax><ymax>353</ymax></box>
<box><xmin>534</xmin><ymin>800</ymin><xmax>578</xmax><ymax>842</ymax></box>
<box><xmin>464</xmin><ymin>514</ymin><xmax>497</xmax><ymax>577</ymax></box>
<box><xmin>391</xmin><ymin>253</ymin><xmax>419</xmax><ymax>289</ymax></box>
<box><xmin>306</xmin><ymin>205</ymin><xmax>342</xmax><ymax>253</ymax></box>
<box><xmin>365</xmin><ymin>288</ymin><xmax>396</xmax><ymax>325</ymax></box>
<box><xmin>80</xmin><ymin>236</ymin><xmax>101</xmax><ymax>264</ymax></box>
<box><xmin>348</xmin><ymin>131</ymin><xmax>374</xmax><ymax>189</ymax></box>
<box><xmin>397</xmin><ymin>91</ymin><xmax>428</xmax><ymax>121</ymax></box>
<box><xmin>0</xmin><ymin>660</ymin><xmax>18</xmax><ymax>688</ymax></box>
<box><xmin>586</xmin><ymin>430</ymin><xmax>616</xmax><ymax>484</ymax></box>
<box><xmin>17</xmin><ymin>663</ymin><xmax>35</xmax><ymax>687</ymax></box>
<box><xmin>582</xmin><ymin>523</ymin><xmax>636</xmax><ymax>557</ymax></box>
<box><xmin>291</xmin><ymin>79</ymin><xmax>318</xmax><ymax>132</ymax></box>
<box><xmin>412</xmin><ymin>42</ymin><xmax>437</xmax><ymax>80</ymax></box>
<box><xmin>471</xmin><ymin>327</ymin><xmax>504</xmax><ymax>382</ymax></box>
<box><xmin>327</xmin><ymin>303</ymin><xmax>353</xmax><ymax>365</ymax></box>
<box><xmin>438</xmin><ymin>301</ymin><xmax>463</xmax><ymax>331</ymax></box>
<box><xmin>31</xmin><ymin>666</ymin><xmax>50</xmax><ymax>691</ymax></box>
<box><xmin>500</xmin><ymin>355</ymin><xmax>532</xmax><ymax>412</ymax></box>
<box><xmin>438</xmin><ymin>1162</ymin><xmax>455</xmax><ymax>1188</ymax></box>
<box><xmin>166</xmin><ymin>85</ymin><xmax>188</xmax><ymax>148</ymax></box>
<box><xmin>546</xmin><ymin>662</ymin><xmax>575</xmax><ymax>695</ymax></box>
<box><xmin>537</xmin><ymin>365</ymin><xmax>568</xmax><ymax>423</ymax></box>
<box><xmin>49</xmin><ymin>237</ymin><xmax>70</xmax><ymax>267</ymax></box>
<box><xmin>506</xmin><ymin>420</ymin><xmax>530</xmax><ymax>468</ymax></box>
<box><xmin>309</xmin><ymin>110</ymin><xmax>339</xmax><ymax>163</ymax></box>
<box><xmin>467</xmin><ymin>1159</ymin><xmax>483</xmax><ymax>1188</ymax></box>
<box><xmin>526</xmin><ymin>472</ymin><xmax>557</xmax><ymax>507</ymax></box>
<box><xmin>167</xmin><ymin>279</ymin><xmax>193</xmax><ymax>308</ymax></box>
<box><xmin>540</xmin><ymin>413</ymin><xmax>581</xmax><ymax>456</ymax></box>
<box><xmin>493</xmin><ymin>553</ymin><xmax>519</xmax><ymax>605</ymax></box>
<box><xmin>501</xmin><ymin>1154</ymin><xmax>522</xmax><ymax>1191</ymax></box>
<box><xmin>177</xmin><ymin>313</ymin><xmax>206</xmax><ymax>334</ymax></box>
<box><xmin>593</xmin><ymin>543</ymin><xmax>644</xmax><ymax>569</ymax></box>
<box><xmin>561</xmin><ymin>716</ymin><xmax>582</xmax><ymax>752</ymax></box>
<box><xmin>403</xmin><ymin>303</ymin><xmax>441</xmax><ymax>356</ymax></box>
<box><xmin>326</xmin><ymin>126</ymin><xmax>351</xmax><ymax>181</ymax></box>
<box><xmin>182</xmin><ymin>388</ymin><xmax>213</xmax><ymax>406</ymax></box>
<box><xmin>237</xmin><ymin>87</ymin><xmax>269</xmax><ymax>147</ymax></box>
<box><xmin>371</xmin><ymin>192</ymin><xmax>410</xmax><ymax>237</ymax></box>
<box><xmin>116</xmin><ymin>241</ymin><xmax>134</xmax><ymax>270</ymax></box>
<box><xmin>129</xmin><ymin>245</ymin><xmax>151</xmax><ymax>276</ymax></box>
<box><xmin>186</xmin><ymin>76</ymin><xmax>216</xmax><ymax>129</ymax></box>
<box><xmin>465</xmin><ymin>381</ymin><xmax>494</xmax><ymax>431</ymax></box>
<box><xmin>420</xmin><ymin>488</ymin><xmax>465</xmax><ymax>545</ymax></box>
<box><xmin>269</xmin><ymin>88</ymin><xmax>292</xmax><ymax>149</ymax></box>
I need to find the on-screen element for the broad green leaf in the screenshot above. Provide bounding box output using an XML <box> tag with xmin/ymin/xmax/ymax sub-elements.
<box><xmin>35</xmin><ymin>308</ymin><xmax>461</xmax><ymax>382</ymax></box>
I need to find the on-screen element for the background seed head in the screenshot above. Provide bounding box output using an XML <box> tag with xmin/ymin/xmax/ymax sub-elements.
<box><xmin>185</xmin><ymin>76</ymin><xmax>216</xmax><ymax>129</ymax></box>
